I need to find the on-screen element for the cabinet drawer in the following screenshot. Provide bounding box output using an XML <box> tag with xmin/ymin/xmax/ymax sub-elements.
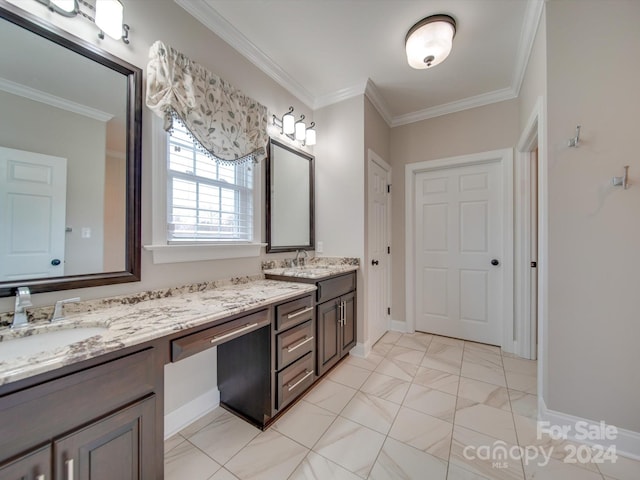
<box><xmin>275</xmin><ymin>295</ymin><xmax>314</xmax><ymax>332</ymax></box>
<box><xmin>172</xmin><ymin>309</ymin><xmax>270</xmax><ymax>362</ymax></box>
<box><xmin>276</xmin><ymin>320</ymin><xmax>314</xmax><ymax>370</ymax></box>
<box><xmin>317</xmin><ymin>273</ymin><xmax>356</xmax><ymax>303</ymax></box>
<box><xmin>276</xmin><ymin>352</ymin><xmax>314</xmax><ymax>410</ymax></box>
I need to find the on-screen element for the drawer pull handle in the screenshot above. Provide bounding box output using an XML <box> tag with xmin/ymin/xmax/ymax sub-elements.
<box><xmin>287</xmin><ymin>306</ymin><xmax>313</xmax><ymax>319</ymax></box>
<box><xmin>36</xmin><ymin>475</ymin><xmax>46</xmax><ymax>480</ymax></box>
<box><xmin>66</xmin><ymin>459</ymin><xmax>74</xmax><ymax>480</ymax></box>
<box><xmin>286</xmin><ymin>336</ymin><xmax>314</xmax><ymax>353</ymax></box>
<box><xmin>287</xmin><ymin>370</ymin><xmax>314</xmax><ymax>392</ymax></box>
<box><xmin>210</xmin><ymin>323</ymin><xmax>259</xmax><ymax>344</ymax></box>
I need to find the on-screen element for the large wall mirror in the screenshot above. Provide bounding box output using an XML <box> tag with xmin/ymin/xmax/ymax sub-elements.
<box><xmin>0</xmin><ymin>3</ymin><xmax>141</xmax><ymax>297</ymax></box>
<box><xmin>266</xmin><ymin>139</ymin><xmax>314</xmax><ymax>253</ymax></box>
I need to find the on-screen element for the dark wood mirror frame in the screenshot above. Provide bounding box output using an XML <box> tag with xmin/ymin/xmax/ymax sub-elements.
<box><xmin>266</xmin><ymin>138</ymin><xmax>315</xmax><ymax>253</ymax></box>
<box><xmin>0</xmin><ymin>3</ymin><xmax>142</xmax><ymax>297</ymax></box>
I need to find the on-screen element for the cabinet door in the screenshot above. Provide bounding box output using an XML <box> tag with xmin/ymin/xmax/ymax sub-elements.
<box><xmin>54</xmin><ymin>395</ymin><xmax>156</xmax><ymax>480</ymax></box>
<box><xmin>316</xmin><ymin>299</ymin><xmax>340</xmax><ymax>376</ymax></box>
<box><xmin>0</xmin><ymin>444</ymin><xmax>50</xmax><ymax>480</ymax></box>
<box><xmin>340</xmin><ymin>291</ymin><xmax>356</xmax><ymax>356</ymax></box>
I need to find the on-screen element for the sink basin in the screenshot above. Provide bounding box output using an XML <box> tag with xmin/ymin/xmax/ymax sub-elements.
<box><xmin>0</xmin><ymin>326</ymin><xmax>109</xmax><ymax>362</ymax></box>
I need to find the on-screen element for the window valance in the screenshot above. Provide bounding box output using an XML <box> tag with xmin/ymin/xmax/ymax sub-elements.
<box><xmin>146</xmin><ymin>40</ymin><xmax>268</xmax><ymax>165</ymax></box>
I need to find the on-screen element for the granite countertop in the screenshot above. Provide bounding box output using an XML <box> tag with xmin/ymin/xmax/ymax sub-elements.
<box><xmin>262</xmin><ymin>257</ymin><xmax>359</xmax><ymax>280</ymax></box>
<box><xmin>0</xmin><ymin>277</ymin><xmax>316</xmax><ymax>386</ymax></box>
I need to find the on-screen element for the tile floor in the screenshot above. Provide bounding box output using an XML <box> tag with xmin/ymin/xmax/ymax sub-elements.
<box><xmin>164</xmin><ymin>331</ymin><xmax>640</xmax><ymax>480</ymax></box>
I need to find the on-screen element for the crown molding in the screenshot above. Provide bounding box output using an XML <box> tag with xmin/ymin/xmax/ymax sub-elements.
<box><xmin>0</xmin><ymin>77</ymin><xmax>113</xmax><ymax>122</ymax></box>
<box><xmin>177</xmin><ymin>0</ymin><xmax>545</xmax><ymax>127</ymax></box>
<box><xmin>175</xmin><ymin>0</ymin><xmax>315</xmax><ymax>109</ymax></box>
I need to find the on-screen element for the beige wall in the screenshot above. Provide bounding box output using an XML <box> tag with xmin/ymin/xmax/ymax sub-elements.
<box><xmin>389</xmin><ymin>99</ymin><xmax>520</xmax><ymax>325</ymax></box>
<box><xmin>545</xmin><ymin>0</ymin><xmax>640</xmax><ymax>432</ymax></box>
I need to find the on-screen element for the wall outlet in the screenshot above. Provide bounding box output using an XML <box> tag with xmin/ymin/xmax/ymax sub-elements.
<box><xmin>81</xmin><ymin>227</ymin><xmax>91</xmax><ymax>239</ymax></box>
<box><xmin>316</xmin><ymin>241</ymin><xmax>323</xmax><ymax>253</ymax></box>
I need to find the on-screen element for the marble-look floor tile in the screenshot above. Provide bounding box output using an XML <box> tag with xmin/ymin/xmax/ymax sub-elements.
<box><xmin>327</xmin><ymin>363</ymin><xmax>371</xmax><ymax>389</ymax></box>
<box><xmin>288</xmin><ymin>451</ymin><xmax>361</xmax><ymax>480</ymax></box>
<box><xmin>388</xmin><ymin>406</ymin><xmax>453</xmax><ymax>461</ymax></box>
<box><xmin>369</xmin><ymin>437</ymin><xmax>448</xmax><ymax>480</ymax></box>
<box><xmin>403</xmin><ymin>383</ymin><xmax>457</xmax><ymax>422</ymax></box>
<box><xmin>464</xmin><ymin>341</ymin><xmax>501</xmax><ymax>356</ymax></box>
<box><xmin>210</xmin><ymin>468</ymin><xmax>240</xmax><ymax>480</ymax></box>
<box><xmin>503</xmin><ymin>357</ymin><xmax>538</xmax><ymax>376</ymax></box>
<box><xmin>421</xmin><ymin>342</ymin><xmax>463</xmax><ymax>374</ymax></box>
<box><xmin>164</xmin><ymin>439</ymin><xmax>220</xmax><ymax>480</ymax></box>
<box><xmin>343</xmin><ymin>351</ymin><xmax>384</xmax><ymax>371</ymax></box>
<box><xmin>461</xmin><ymin>361</ymin><xmax>507</xmax><ymax>387</ymax></box>
<box><xmin>450</xmin><ymin>425</ymin><xmax>524</xmax><ymax>480</ymax></box>
<box><xmin>374</xmin><ymin>357</ymin><xmax>419</xmax><ymax>382</ymax></box>
<box><xmin>505</xmin><ymin>370</ymin><xmax>537</xmax><ymax>394</ymax></box>
<box><xmin>186</xmin><ymin>410</ymin><xmax>260</xmax><ymax>465</ymax></box>
<box><xmin>379</xmin><ymin>331</ymin><xmax>403</xmax><ymax>345</ymax></box>
<box><xmin>313</xmin><ymin>416</ymin><xmax>385</xmax><ymax>478</ymax></box>
<box><xmin>164</xmin><ymin>433</ymin><xmax>186</xmax><ymax>454</ymax></box>
<box><xmin>272</xmin><ymin>400</ymin><xmax>336</xmax><ymax>448</ymax></box>
<box><xmin>303</xmin><ymin>378</ymin><xmax>357</xmax><ymax>414</ymax></box>
<box><xmin>178</xmin><ymin>407</ymin><xmax>226</xmax><ymax>438</ymax></box>
<box><xmin>340</xmin><ymin>391</ymin><xmax>400</xmax><ymax>434</ymax></box>
<box><xmin>446</xmin><ymin>463</ymin><xmax>493</xmax><ymax>479</ymax></box>
<box><xmin>463</xmin><ymin>350</ymin><xmax>503</xmax><ymax>369</ymax></box>
<box><xmin>360</xmin><ymin>372</ymin><xmax>410</xmax><ymax>404</ymax></box>
<box><xmin>523</xmin><ymin>456</ymin><xmax>604</xmax><ymax>480</ymax></box>
<box><xmin>430</xmin><ymin>335</ymin><xmax>465</xmax><ymax>348</ymax></box>
<box><xmin>372</xmin><ymin>341</ymin><xmax>393</xmax><ymax>356</ymax></box>
<box><xmin>386</xmin><ymin>345</ymin><xmax>425</xmax><ymax>365</ymax></box>
<box><xmin>225</xmin><ymin>429</ymin><xmax>308</xmax><ymax>480</ymax></box>
<box><xmin>595</xmin><ymin>452</ymin><xmax>640</xmax><ymax>480</ymax></box>
<box><xmin>455</xmin><ymin>401</ymin><xmax>517</xmax><ymax>444</ymax></box>
<box><xmin>508</xmin><ymin>389</ymin><xmax>537</xmax><ymax>419</ymax></box>
<box><xmin>395</xmin><ymin>332</ymin><xmax>433</xmax><ymax>351</ymax></box>
<box><xmin>458</xmin><ymin>377</ymin><xmax>511</xmax><ymax>411</ymax></box>
<box><xmin>413</xmin><ymin>366</ymin><xmax>460</xmax><ymax>395</ymax></box>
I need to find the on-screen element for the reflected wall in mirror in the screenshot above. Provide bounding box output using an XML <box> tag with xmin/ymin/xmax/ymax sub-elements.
<box><xmin>0</xmin><ymin>3</ymin><xmax>141</xmax><ymax>297</ymax></box>
<box><xmin>266</xmin><ymin>139</ymin><xmax>314</xmax><ymax>253</ymax></box>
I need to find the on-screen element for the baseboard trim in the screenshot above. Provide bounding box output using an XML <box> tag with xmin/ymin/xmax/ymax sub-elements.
<box><xmin>164</xmin><ymin>388</ymin><xmax>220</xmax><ymax>439</ymax></box>
<box><xmin>539</xmin><ymin>398</ymin><xmax>640</xmax><ymax>460</ymax></box>
<box><xmin>390</xmin><ymin>319</ymin><xmax>407</xmax><ymax>333</ymax></box>
<box><xmin>350</xmin><ymin>341</ymin><xmax>372</xmax><ymax>358</ymax></box>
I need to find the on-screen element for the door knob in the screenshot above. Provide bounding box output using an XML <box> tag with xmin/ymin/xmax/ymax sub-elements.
<box><xmin>491</xmin><ymin>259</ymin><xmax>500</xmax><ymax>266</ymax></box>
<box><xmin>51</xmin><ymin>259</ymin><xmax>61</xmax><ymax>266</ymax></box>
<box><xmin>371</xmin><ymin>259</ymin><xmax>379</xmax><ymax>266</ymax></box>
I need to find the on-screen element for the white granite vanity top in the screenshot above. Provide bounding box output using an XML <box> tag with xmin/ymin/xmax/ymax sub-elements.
<box><xmin>0</xmin><ymin>278</ymin><xmax>316</xmax><ymax>386</ymax></box>
<box><xmin>262</xmin><ymin>257</ymin><xmax>359</xmax><ymax>279</ymax></box>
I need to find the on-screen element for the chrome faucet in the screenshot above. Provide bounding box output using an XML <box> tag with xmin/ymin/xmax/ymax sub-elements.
<box><xmin>12</xmin><ymin>287</ymin><xmax>32</xmax><ymax>328</ymax></box>
<box><xmin>294</xmin><ymin>249</ymin><xmax>309</xmax><ymax>267</ymax></box>
<box><xmin>51</xmin><ymin>297</ymin><xmax>81</xmax><ymax>322</ymax></box>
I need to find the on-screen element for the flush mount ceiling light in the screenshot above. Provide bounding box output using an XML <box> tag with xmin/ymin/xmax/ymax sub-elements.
<box><xmin>405</xmin><ymin>14</ymin><xmax>456</xmax><ymax>69</ymax></box>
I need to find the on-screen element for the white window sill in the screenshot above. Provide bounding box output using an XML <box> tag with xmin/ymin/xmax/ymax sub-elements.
<box><xmin>143</xmin><ymin>243</ymin><xmax>267</xmax><ymax>264</ymax></box>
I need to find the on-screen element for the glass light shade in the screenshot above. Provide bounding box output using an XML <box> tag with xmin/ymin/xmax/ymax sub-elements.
<box><xmin>95</xmin><ymin>0</ymin><xmax>124</xmax><ymax>40</ymax></box>
<box><xmin>51</xmin><ymin>0</ymin><xmax>77</xmax><ymax>13</ymax></box>
<box><xmin>295</xmin><ymin>121</ymin><xmax>306</xmax><ymax>141</ymax></box>
<box><xmin>305</xmin><ymin>128</ymin><xmax>316</xmax><ymax>146</ymax></box>
<box><xmin>282</xmin><ymin>112</ymin><xmax>295</xmax><ymax>134</ymax></box>
<box><xmin>405</xmin><ymin>15</ymin><xmax>456</xmax><ymax>69</ymax></box>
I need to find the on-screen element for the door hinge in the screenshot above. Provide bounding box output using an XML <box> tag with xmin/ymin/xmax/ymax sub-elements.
<box><xmin>531</xmin><ymin>261</ymin><xmax>537</xmax><ymax>268</ymax></box>
<box><xmin>387</xmin><ymin>246</ymin><xmax>391</xmax><ymax>254</ymax></box>
<box><xmin>387</xmin><ymin>307</ymin><xmax>391</xmax><ymax>315</ymax></box>
<box><xmin>387</xmin><ymin>184</ymin><xmax>391</xmax><ymax>193</ymax></box>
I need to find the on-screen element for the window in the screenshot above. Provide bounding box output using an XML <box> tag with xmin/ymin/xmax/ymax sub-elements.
<box><xmin>167</xmin><ymin>120</ymin><xmax>253</xmax><ymax>243</ymax></box>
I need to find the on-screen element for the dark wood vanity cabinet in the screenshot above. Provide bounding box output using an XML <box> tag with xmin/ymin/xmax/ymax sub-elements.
<box><xmin>316</xmin><ymin>277</ymin><xmax>356</xmax><ymax>376</ymax></box>
<box><xmin>0</xmin><ymin>347</ymin><xmax>162</xmax><ymax>480</ymax></box>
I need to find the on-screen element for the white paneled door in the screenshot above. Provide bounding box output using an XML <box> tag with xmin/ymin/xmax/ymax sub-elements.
<box><xmin>367</xmin><ymin>151</ymin><xmax>391</xmax><ymax>346</ymax></box>
<box><xmin>0</xmin><ymin>146</ymin><xmax>67</xmax><ymax>281</ymax></box>
<box><xmin>415</xmin><ymin>161</ymin><xmax>504</xmax><ymax>345</ymax></box>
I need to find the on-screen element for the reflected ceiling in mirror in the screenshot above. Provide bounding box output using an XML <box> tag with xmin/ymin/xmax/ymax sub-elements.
<box><xmin>0</xmin><ymin>3</ymin><xmax>141</xmax><ymax>297</ymax></box>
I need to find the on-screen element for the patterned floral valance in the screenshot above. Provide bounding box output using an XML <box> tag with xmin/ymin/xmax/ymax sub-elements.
<box><xmin>146</xmin><ymin>40</ymin><xmax>268</xmax><ymax>164</ymax></box>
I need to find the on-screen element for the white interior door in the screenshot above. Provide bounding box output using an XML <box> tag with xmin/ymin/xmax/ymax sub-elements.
<box><xmin>415</xmin><ymin>161</ymin><xmax>504</xmax><ymax>345</ymax></box>
<box><xmin>367</xmin><ymin>152</ymin><xmax>390</xmax><ymax>346</ymax></box>
<box><xmin>0</xmin><ymin>146</ymin><xmax>67</xmax><ymax>281</ymax></box>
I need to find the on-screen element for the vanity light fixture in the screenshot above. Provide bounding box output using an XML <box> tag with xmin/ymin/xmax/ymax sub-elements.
<box><xmin>405</xmin><ymin>14</ymin><xmax>456</xmax><ymax>69</ymax></box>
<box><xmin>272</xmin><ymin>106</ymin><xmax>317</xmax><ymax>146</ymax></box>
<box><xmin>34</xmin><ymin>0</ymin><xmax>131</xmax><ymax>44</ymax></box>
